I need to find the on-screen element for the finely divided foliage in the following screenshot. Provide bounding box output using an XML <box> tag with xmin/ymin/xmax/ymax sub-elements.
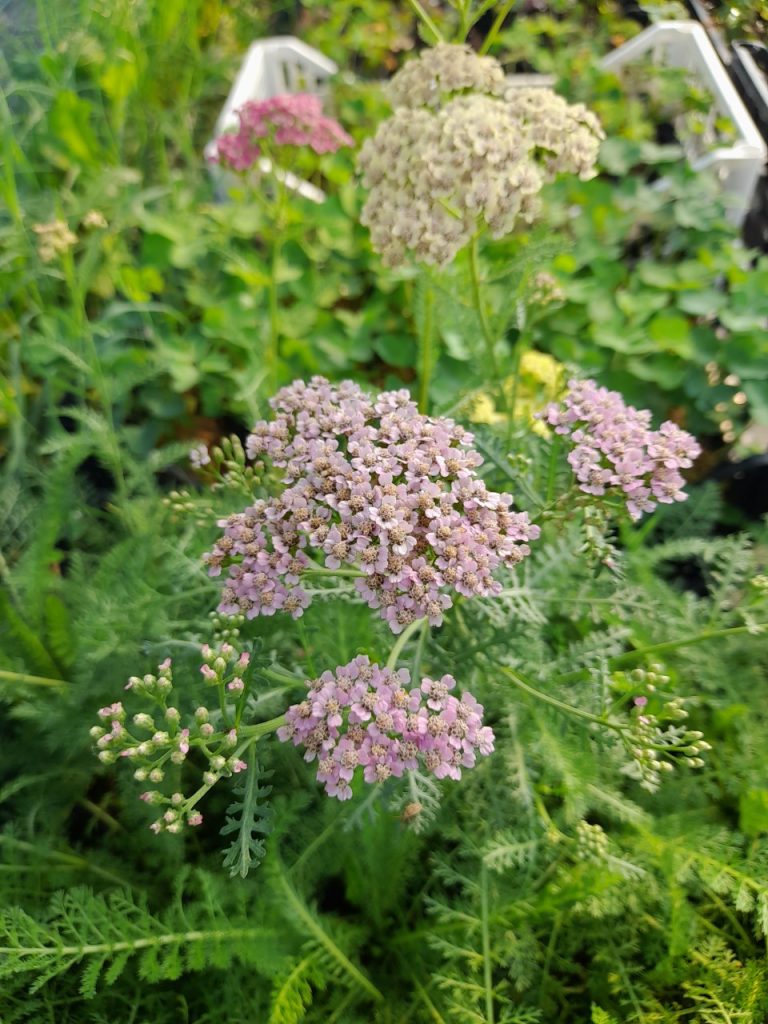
<box><xmin>3</xmin><ymin>4</ymin><xmax>768</xmax><ymax>1023</ymax></box>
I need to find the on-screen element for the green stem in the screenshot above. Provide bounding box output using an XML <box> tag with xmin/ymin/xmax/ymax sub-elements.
<box><xmin>290</xmin><ymin>808</ymin><xmax>347</xmax><ymax>874</ymax></box>
<box><xmin>468</xmin><ymin>235</ymin><xmax>507</xmax><ymax>414</ymax></box>
<box><xmin>268</xmin><ymin>230</ymin><xmax>282</xmax><ymax>395</ymax></box>
<box><xmin>410</xmin><ymin>618</ymin><xmax>429</xmax><ymax>683</ymax></box>
<box><xmin>499</xmin><ymin>666</ymin><xmax>622</xmax><ymax>732</ymax></box>
<box><xmin>404</xmin><ymin>0</ymin><xmax>444</xmax><ymax>42</ymax></box>
<box><xmin>0</xmin><ymin>836</ymin><xmax>126</xmax><ymax>887</ymax></box>
<box><xmin>0</xmin><ymin>669</ymin><xmax>67</xmax><ymax>688</ymax></box>
<box><xmin>258</xmin><ymin>666</ymin><xmax>305</xmax><ymax>688</ymax></box>
<box><xmin>507</xmin><ymin>300</ymin><xmax>529</xmax><ymax>425</ymax></box>
<box><xmin>1</xmin><ymin>926</ymin><xmax>267</xmax><ymax>960</ymax></box>
<box><xmin>267</xmin><ymin>172</ymin><xmax>289</xmax><ymax>395</ymax></box>
<box><xmin>479</xmin><ymin>0</ymin><xmax>518</xmax><ymax>54</ymax></box>
<box><xmin>418</xmin><ymin>277</ymin><xmax>436</xmax><ymax>414</ymax></box>
<box><xmin>544</xmin><ymin>434</ymin><xmax>560</xmax><ymax>506</ymax></box>
<box><xmin>480</xmin><ymin>862</ymin><xmax>495</xmax><ymax>1024</ymax></box>
<box><xmin>239</xmin><ymin>714</ymin><xmax>287</xmax><ymax>740</ymax></box>
<box><xmin>386</xmin><ymin>617</ymin><xmax>429</xmax><ymax>671</ymax></box>
<box><xmin>302</xmin><ymin>566</ymin><xmax>365</xmax><ymax>579</ymax></box>
<box><xmin>297</xmin><ymin>616</ymin><xmax>317</xmax><ymax>678</ymax></box>
<box><xmin>181</xmin><ymin>716</ymin><xmax>286</xmax><ymax>819</ymax></box>
<box><xmin>556</xmin><ymin>623</ymin><xmax>768</xmax><ymax>684</ymax></box>
<box><xmin>413</xmin><ymin>977</ymin><xmax>449</xmax><ymax>1024</ymax></box>
<box><xmin>276</xmin><ymin>866</ymin><xmax>384</xmax><ymax>1003</ymax></box>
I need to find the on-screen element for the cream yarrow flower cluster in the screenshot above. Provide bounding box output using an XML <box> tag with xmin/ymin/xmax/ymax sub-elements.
<box><xmin>358</xmin><ymin>44</ymin><xmax>604</xmax><ymax>266</ymax></box>
<box><xmin>33</xmin><ymin>220</ymin><xmax>78</xmax><ymax>263</ymax></box>
<box><xmin>386</xmin><ymin>42</ymin><xmax>506</xmax><ymax>109</ymax></box>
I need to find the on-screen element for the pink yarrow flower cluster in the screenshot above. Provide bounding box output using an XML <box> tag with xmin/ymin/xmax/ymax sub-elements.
<box><xmin>541</xmin><ymin>379</ymin><xmax>700</xmax><ymax>520</ymax></box>
<box><xmin>214</xmin><ymin>93</ymin><xmax>353</xmax><ymax>171</ymax></box>
<box><xmin>277</xmin><ymin>655</ymin><xmax>494</xmax><ymax>800</ymax></box>
<box><xmin>204</xmin><ymin>377</ymin><xmax>540</xmax><ymax>633</ymax></box>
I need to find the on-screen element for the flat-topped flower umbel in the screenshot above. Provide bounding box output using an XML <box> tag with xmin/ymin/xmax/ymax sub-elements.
<box><xmin>358</xmin><ymin>44</ymin><xmax>604</xmax><ymax>266</ymax></box>
<box><xmin>213</xmin><ymin>93</ymin><xmax>353</xmax><ymax>172</ymax></box>
<box><xmin>541</xmin><ymin>378</ymin><xmax>701</xmax><ymax>519</ymax></box>
<box><xmin>278</xmin><ymin>655</ymin><xmax>494</xmax><ymax>800</ymax></box>
<box><xmin>204</xmin><ymin>377</ymin><xmax>539</xmax><ymax>632</ymax></box>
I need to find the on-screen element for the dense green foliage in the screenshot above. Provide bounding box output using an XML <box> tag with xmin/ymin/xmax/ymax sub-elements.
<box><xmin>2</xmin><ymin>2</ymin><xmax>768</xmax><ymax>1022</ymax></box>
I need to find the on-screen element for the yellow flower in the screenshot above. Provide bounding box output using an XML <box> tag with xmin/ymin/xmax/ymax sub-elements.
<box><xmin>466</xmin><ymin>351</ymin><xmax>566</xmax><ymax>432</ymax></box>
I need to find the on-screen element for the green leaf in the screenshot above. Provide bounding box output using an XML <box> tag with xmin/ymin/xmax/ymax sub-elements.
<box><xmin>739</xmin><ymin>789</ymin><xmax>768</xmax><ymax>837</ymax></box>
<box><xmin>373</xmin><ymin>334</ymin><xmax>415</xmax><ymax>368</ymax></box>
<box><xmin>47</xmin><ymin>90</ymin><xmax>102</xmax><ymax>166</ymax></box>
<box><xmin>742</xmin><ymin>380</ymin><xmax>768</xmax><ymax>424</ymax></box>
<box><xmin>677</xmin><ymin>290</ymin><xmax>723</xmax><ymax>317</ymax></box>
<box><xmin>625</xmin><ymin>354</ymin><xmax>686</xmax><ymax>390</ymax></box>
<box><xmin>221</xmin><ymin>752</ymin><xmax>273</xmax><ymax>879</ymax></box>
<box><xmin>637</xmin><ymin>262</ymin><xmax>678</xmax><ymax>288</ymax></box>
<box><xmin>648</xmin><ymin>314</ymin><xmax>692</xmax><ymax>357</ymax></box>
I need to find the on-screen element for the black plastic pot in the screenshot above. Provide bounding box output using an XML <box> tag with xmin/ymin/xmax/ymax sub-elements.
<box><xmin>710</xmin><ymin>453</ymin><xmax>768</xmax><ymax>520</ymax></box>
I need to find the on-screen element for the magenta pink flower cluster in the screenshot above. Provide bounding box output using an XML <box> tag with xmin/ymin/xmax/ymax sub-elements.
<box><xmin>541</xmin><ymin>379</ymin><xmax>700</xmax><ymax>520</ymax></box>
<box><xmin>214</xmin><ymin>93</ymin><xmax>353</xmax><ymax>171</ymax></box>
<box><xmin>204</xmin><ymin>377</ymin><xmax>539</xmax><ymax>633</ymax></box>
<box><xmin>277</xmin><ymin>655</ymin><xmax>494</xmax><ymax>800</ymax></box>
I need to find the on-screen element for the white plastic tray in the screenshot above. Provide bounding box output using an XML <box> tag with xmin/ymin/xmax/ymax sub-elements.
<box><xmin>206</xmin><ymin>36</ymin><xmax>339</xmax><ymax>202</ymax></box>
<box><xmin>602</xmin><ymin>21</ymin><xmax>767</xmax><ymax>220</ymax></box>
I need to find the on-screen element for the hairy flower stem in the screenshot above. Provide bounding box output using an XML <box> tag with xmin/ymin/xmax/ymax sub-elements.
<box><xmin>239</xmin><ymin>715</ymin><xmax>287</xmax><ymax>740</ymax></box>
<box><xmin>418</xmin><ymin>276</ymin><xmax>436</xmax><ymax>414</ymax></box>
<box><xmin>255</xmin><ymin>669</ymin><xmax>304</xmax><ymax>694</ymax></box>
<box><xmin>180</xmin><ymin>716</ymin><xmax>286</xmax><ymax>821</ymax></box>
<box><xmin>480</xmin><ymin>862</ymin><xmax>495</xmax><ymax>1024</ymax></box>
<box><xmin>0</xmin><ymin>668</ymin><xmax>67</xmax><ymax>688</ymax></box>
<box><xmin>276</xmin><ymin>865</ymin><xmax>385</xmax><ymax>1002</ymax></box>
<box><xmin>386</xmin><ymin>617</ymin><xmax>429</xmax><ymax>671</ymax></box>
<box><xmin>500</xmin><ymin>667</ymin><xmax>622</xmax><ymax>732</ymax></box>
<box><xmin>469</xmin><ymin>236</ymin><xmax>508</xmax><ymax>415</ymax></box>
<box><xmin>479</xmin><ymin>0</ymin><xmax>518</xmax><ymax>54</ymax></box>
<box><xmin>266</xmin><ymin>176</ymin><xmax>289</xmax><ymax>396</ymax></box>
<box><xmin>1</xmin><ymin>926</ymin><xmax>267</xmax><ymax>960</ymax></box>
<box><xmin>404</xmin><ymin>0</ymin><xmax>444</xmax><ymax>43</ymax></box>
<box><xmin>556</xmin><ymin>623</ymin><xmax>768</xmax><ymax>684</ymax></box>
<box><xmin>301</xmin><ymin>565</ymin><xmax>365</xmax><ymax>579</ymax></box>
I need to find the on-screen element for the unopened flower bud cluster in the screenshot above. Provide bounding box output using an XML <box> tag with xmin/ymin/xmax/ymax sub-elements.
<box><xmin>91</xmin><ymin>646</ymin><xmax>253</xmax><ymax>833</ymax></box>
<box><xmin>277</xmin><ymin>655</ymin><xmax>494</xmax><ymax>800</ymax></box>
<box><xmin>575</xmin><ymin>820</ymin><xmax>610</xmax><ymax>863</ymax></box>
<box><xmin>204</xmin><ymin>376</ymin><xmax>539</xmax><ymax>634</ymax></box>
<box><xmin>189</xmin><ymin>434</ymin><xmax>262</xmax><ymax>496</ymax></box>
<box><xmin>618</xmin><ymin>667</ymin><xmax>711</xmax><ymax>792</ymax></box>
<box><xmin>33</xmin><ymin>220</ymin><xmax>78</xmax><ymax>263</ymax></box>
<box><xmin>358</xmin><ymin>44</ymin><xmax>604</xmax><ymax>266</ymax></box>
<box><xmin>541</xmin><ymin>378</ymin><xmax>700</xmax><ymax>520</ymax></box>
